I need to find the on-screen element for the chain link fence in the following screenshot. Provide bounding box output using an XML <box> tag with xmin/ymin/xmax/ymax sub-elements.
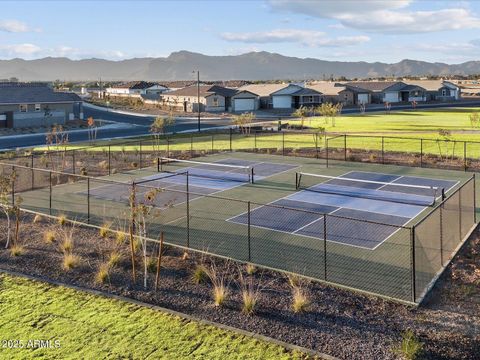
<box><xmin>1</xmin><ymin>160</ymin><xmax>475</xmax><ymax>304</ymax></box>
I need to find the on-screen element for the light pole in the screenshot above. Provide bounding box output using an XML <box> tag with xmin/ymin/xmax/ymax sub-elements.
<box><xmin>195</xmin><ymin>70</ymin><xmax>200</xmax><ymax>132</ymax></box>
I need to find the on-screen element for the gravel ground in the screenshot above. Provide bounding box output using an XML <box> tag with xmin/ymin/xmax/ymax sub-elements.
<box><xmin>0</xmin><ymin>213</ymin><xmax>478</xmax><ymax>360</ymax></box>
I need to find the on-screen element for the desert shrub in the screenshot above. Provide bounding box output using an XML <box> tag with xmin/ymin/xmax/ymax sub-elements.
<box><xmin>63</xmin><ymin>253</ymin><xmax>80</xmax><ymax>270</ymax></box>
<box><xmin>99</xmin><ymin>223</ymin><xmax>112</xmax><ymax>238</ymax></box>
<box><xmin>291</xmin><ymin>286</ymin><xmax>310</xmax><ymax>313</ymax></box>
<box><xmin>44</xmin><ymin>230</ymin><xmax>56</xmax><ymax>244</ymax></box>
<box><xmin>393</xmin><ymin>330</ymin><xmax>423</xmax><ymax>360</ymax></box>
<box><xmin>107</xmin><ymin>251</ymin><xmax>122</xmax><ymax>268</ymax></box>
<box><xmin>207</xmin><ymin>262</ymin><xmax>230</xmax><ymax>307</ymax></box>
<box><xmin>245</xmin><ymin>263</ymin><xmax>257</xmax><ymax>275</ymax></box>
<box><xmin>57</xmin><ymin>214</ymin><xmax>67</xmax><ymax>226</ymax></box>
<box><xmin>95</xmin><ymin>263</ymin><xmax>110</xmax><ymax>284</ymax></box>
<box><xmin>9</xmin><ymin>244</ymin><xmax>24</xmax><ymax>257</ymax></box>
<box><xmin>192</xmin><ymin>264</ymin><xmax>209</xmax><ymax>284</ymax></box>
<box><xmin>115</xmin><ymin>231</ymin><xmax>126</xmax><ymax>244</ymax></box>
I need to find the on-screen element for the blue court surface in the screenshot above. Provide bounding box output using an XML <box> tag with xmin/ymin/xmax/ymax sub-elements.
<box><xmin>228</xmin><ymin>171</ymin><xmax>458</xmax><ymax>250</ymax></box>
<box><xmin>84</xmin><ymin>158</ymin><xmax>297</xmax><ymax>208</ymax></box>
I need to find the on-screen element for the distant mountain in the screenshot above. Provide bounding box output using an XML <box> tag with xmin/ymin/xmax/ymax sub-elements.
<box><xmin>1</xmin><ymin>51</ymin><xmax>479</xmax><ymax>81</ymax></box>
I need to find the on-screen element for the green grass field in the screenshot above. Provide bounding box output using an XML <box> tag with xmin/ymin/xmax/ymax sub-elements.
<box><xmin>0</xmin><ymin>274</ymin><xmax>308</xmax><ymax>359</ymax></box>
<box><xmin>26</xmin><ymin>107</ymin><xmax>480</xmax><ymax>160</ymax></box>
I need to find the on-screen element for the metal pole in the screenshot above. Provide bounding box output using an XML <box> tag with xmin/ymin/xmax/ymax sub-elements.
<box><xmin>197</xmin><ymin>70</ymin><xmax>200</xmax><ymax>132</ymax></box>
<box><xmin>473</xmin><ymin>174</ymin><xmax>477</xmax><ymax>224</ymax></box>
<box><xmin>72</xmin><ymin>150</ymin><xmax>75</xmax><ymax>174</ymax></box>
<box><xmin>459</xmin><ymin>190</ymin><xmax>462</xmax><ymax>240</ymax></box>
<box><xmin>247</xmin><ymin>201</ymin><xmax>251</xmax><ymax>262</ymax></box>
<box><xmin>186</xmin><ymin>172</ymin><xmax>190</xmax><ymax>248</ymax></box>
<box><xmin>440</xmin><ymin>204</ymin><xmax>444</xmax><ymax>266</ymax></box>
<box><xmin>11</xmin><ymin>166</ymin><xmax>15</xmax><ymax>206</ymax></box>
<box><xmin>323</xmin><ymin>215</ymin><xmax>327</xmax><ymax>281</ymax></box>
<box><xmin>411</xmin><ymin>225</ymin><xmax>416</xmax><ymax>303</ymax></box>
<box><xmin>49</xmin><ymin>171</ymin><xmax>52</xmax><ymax>215</ymax></box>
<box><xmin>229</xmin><ymin>128</ymin><xmax>233</xmax><ymax>152</ymax></box>
<box><xmin>87</xmin><ymin>177</ymin><xmax>90</xmax><ymax>224</ymax></box>
<box><xmin>31</xmin><ymin>153</ymin><xmax>34</xmax><ymax>190</ymax></box>
<box><xmin>381</xmin><ymin>136</ymin><xmax>385</xmax><ymax>164</ymax></box>
<box><xmin>420</xmin><ymin>139</ymin><xmax>423</xmax><ymax>168</ymax></box>
<box><xmin>157</xmin><ymin>157</ymin><xmax>160</xmax><ymax>172</ymax></box>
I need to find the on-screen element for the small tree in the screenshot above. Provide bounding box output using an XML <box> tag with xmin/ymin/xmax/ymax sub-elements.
<box><xmin>150</xmin><ymin>113</ymin><xmax>175</xmax><ymax>156</ymax></box>
<box><xmin>0</xmin><ymin>171</ymin><xmax>20</xmax><ymax>249</ymax></box>
<box><xmin>469</xmin><ymin>112</ymin><xmax>480</xmax><ymax>128</ymax></box>
<box><xmin>292</xmin><ymin>106</ymin><xmax>308</xmax><ymax>129</ymax></box>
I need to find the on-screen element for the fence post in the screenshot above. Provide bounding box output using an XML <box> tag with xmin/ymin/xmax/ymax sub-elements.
<box><xmin>87</xmin><ymin>177</ymin><xmax>90</xmax><ymax>224</ymax></box>
<box><xmin>108</xmin><ymin>145</ymin><xmax>111</xmax><ymax>176</ymax></box>
<box><xmin>72</xmin><ymin>150</ymin><xmax>75</xmax><ymax>175</ymax></box>
<box><xmin>229</xmin><ymin>128</ymin><xmax>233</xmax><ymax>152</ymax></box>
<box><xmin>49</xmin><ymin>171</ymin><xmax>52</xmax><ymax>216</ymax></box>
<box><xmin>420</xmin><ymin>139</ymin><xmax>423</xmax><ymax>168</ymax></box>
<box><xmin>31</xmin><ymin>153</ymin><xmax>34</xmax><ymax>190</ymax></box>
<box><xmin>381</xmin><ymin>136</ymin><xmax>385</xmax><ymax>164</ymax></box>
<box><xmin>190</xmin><ymin>135</ymin><xmax>193</xmax><ymax>157</ymax></box>
<box><xmin>186</xmin><ymin>172</ymin><xmax>190</xmax><ymax>248</ymax></box>
<box><xmin>326</xmin><ymin>138</ymin><xmax>329</xmax><ymax>168</ymax></box>
<box><xmin>464</xmin><ymin>141</ymin><xmax>467</xmax><ymax>171</ymax></box>
<box><xmin>410</xmin><ymin>225</ymin><xmax>416</xmax><ymax>303</ymax></box>
<box><xmin>473</xmin><ymin>174</ymin><xmax>477</xmax><ymax>224</ymax></box>
<box><xmin>440</xmin><ymin>204</ymin><xmax>444</xmax><ymax>266</ymax></box>
<box><xmin>247</xmin><ymin>201</ymin><xmax>251</xmax><ymax>262</ymax></box>
<box><xmin>11</xmin><ymin>165</ymin><xmax>15</xmax><ymax>206</ymax></box>
<box><xmin>323</xmin><ymin>215</ymin><xmax>327</xmax><ymax>281</ymax></box>
<box><xmin>157</xmin><ymin>157</ymin><xmax>160</xmax><ymax>172</ymax></box>
<box><xmin>344</xmin><ymin>134</ymin><xmax>347</xmax><ymax>161</ymax></box>
<box><xmin>459</xmin><ymin>190</ymin><xmax>462</xmax><ymax>240</ymax></box>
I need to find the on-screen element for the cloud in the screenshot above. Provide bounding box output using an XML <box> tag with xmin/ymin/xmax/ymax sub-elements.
<box><xmin>414</xmin><ymin>39</ymin><xmax>480</xmax><ymax>54</ymax></box>
<box><xmin>221</xmin><ymin>29</ymin><xmax>369</xmax><ymax>47</ymax></box>
<box><xmin>0</xmin><ymin>44</ymin><xmax>41</xmax><ymax>57</ymax></box>
<box><xmin>0</xmin><ymin>19</ymin><xmax>38</xmax><ymax>33</ymax></box>
<box><xmin>268</xmin><ymin>0</ymin><xmax>480</xmax><ymax>33</ymax></box>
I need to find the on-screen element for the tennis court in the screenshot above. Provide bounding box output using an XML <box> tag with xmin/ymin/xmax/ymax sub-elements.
<box><xmin>228</xmin><ymin>171</ymin><xmax>458</xmax><ymax>249</ymax></box>
<box><xmin>85</xmin><ymin>158</ymin><xmax>297</xmax><ymax>208</ymax></box>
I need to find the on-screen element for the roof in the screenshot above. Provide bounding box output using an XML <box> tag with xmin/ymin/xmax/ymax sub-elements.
<box><xmin>308</xmin><ymin>83</ymin><xmax>346</xmax><ymax>96</ymax></box>
<box><xmin>237</xmin><ymin>83</ymin><xmax>288</xmax><ymax>97</ymax></box>
<box><xmin>343</xmin><ymin>81</ymin><xmax>404</xmax><ymax>92</ymax></box>
<box><xmin>400</xmin><ymin>84</ymin><xmax>426</xmax><ymax>91</ymax></box>
<box><xmin>164</xmin><ymin>85</ymin><xmax>237</xmax><ymax>98</ymax></box>
<box><xmin>111</xmin><ymin>81</ymin><xmax>162</xmax><ymax>90</ymax></box>
<box><xmin>0</xmin><ymin>83</ymin><xmax>82</xmax><ymax>105</ymax></box>
<box><xmin>289</xmin><ymin>87</ymin><xmax>322</xmax><ymax>96</ymax></box>
<box><xmin>404</xmin><ymin>80</ymin><xmax>443</xmax><ymax>91</ymax></box>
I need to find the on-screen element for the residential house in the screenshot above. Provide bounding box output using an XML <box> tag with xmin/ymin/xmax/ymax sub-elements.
<box><xmin>231</xmin><ymin>90</ymin><xmax>260</xmax><ymax>112</ymax></box>
<box><xmin>404</xmin><ymin>80</ymin><xmax>461</xmax><ymax>101</ymax></box>
<box><xmin>343</xmin><ymin>81</ymin><xmax>427</xmax><ymax>103</ymax></box>
<box><xmin>236</xmin><ymin>84</ymin><xmax>288</xmax><ymax>109</ymax></box>
<box><xmin>269</xmin><ymin>84</ymin><xmax>322</xmax><ymax>109</ymax></box>
<box><xmin>161</xmin><ymin>85</ymin><xmax>237</xmax><ymax>112</ymax></box>
<box><xmin>0</xmin><ymin>82</ymin><xmax>83</xmax><ymax>128</ymax></box>
<box><xmin>307</xmin><ymin>82</ymin><xmax>359</xmax><ymax>105</ymax></box>
<box><xmin>105</xmin><ymin>81</ymin><xmax>168</xmax><ymax>97</ymax></box>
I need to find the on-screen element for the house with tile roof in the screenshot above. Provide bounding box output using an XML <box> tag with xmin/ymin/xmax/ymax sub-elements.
<box><xmin>160</xmin><ymin>85</ymin><xmax>237</xmax><ymax>112</ymax></box>
<box><xmin>106</xmin><ymin>81</ymin><xmax>168</xmax><ymax>97</ymax></box>
<box><xmin>0</xmin><ymin>82</ymin><xmax>83</xmax><ymax>128</ymax></box>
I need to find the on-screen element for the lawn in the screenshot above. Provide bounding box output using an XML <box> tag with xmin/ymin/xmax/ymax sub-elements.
<box><xmin>0</xmin><ymin>274</ymin><xmax>309</xmax><ymax>359</ymax></box>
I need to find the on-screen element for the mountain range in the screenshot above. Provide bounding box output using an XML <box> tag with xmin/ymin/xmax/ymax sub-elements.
<box><xmin>1</xmin><ymin>51</ymin><xmax>479</xmax><ymax>81</ymax></box>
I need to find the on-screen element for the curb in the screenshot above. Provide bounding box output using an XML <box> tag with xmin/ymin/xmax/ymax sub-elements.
<box><xmin>0</xmin><ymin>268</ymin><xmax>337</xmax><ymax>360</ymax></box>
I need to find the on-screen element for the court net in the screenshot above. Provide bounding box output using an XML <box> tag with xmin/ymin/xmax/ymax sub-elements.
<box><xmin>295</xmin><ymin>172</ymin><xmax>445</xmax><ymax>206</ymax></box>
<box><xmin>160</xmin><ymin>157</ymin><xmax>254</xmax><ymax>183</ymax></box>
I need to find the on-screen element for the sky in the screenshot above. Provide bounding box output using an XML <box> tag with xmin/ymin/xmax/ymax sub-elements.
<box><xmin>1</xmin><ymin>0</ymin><xmax>480</xmax><ymax>64</ymax></box>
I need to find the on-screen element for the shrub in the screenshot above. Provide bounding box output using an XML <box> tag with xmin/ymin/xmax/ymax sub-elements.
<box><xmin>95</xmin><ymin>263</ymin><xmax>110</xmax><ymax>284</ymax></box>
<box><xmin>287</xmin><ymin>273</ymin><xmax>301</xmax><ymax>288</ymax></box>
<box><xmin>60</xmin><ymin>237</ymin><xmax>73</xmax><ymax>254</ymax></box>
<box><xmin>291</xmin><ymin>286</ymin><xmax>310</xmax><ymax>313</ymax></box>
<box><xmin>99</xmin><ymin>223</ymin><xmax>111</xmax><ymax>238</ymax></box>
<box><xmin>192</xmin><ymin>264</ymin><xmax>209</xmax><ymax>284</ymax></box>
<box><xmin>107</xmin><ymin>252</ymin><xmax>122</xmax><ymax>268</ymax></box>
<box><xmin>63</xmin><ymin>253</ymin><xmax>80</xmax><ymax>270</ymax></box>
<box><xmin>207</xmin><ymin>262</ymin><xmax>230</xmax><ymax>307</ymax></box>
<box><xmin>393</xmin><ymin>330</ymin><xmax>423</xmax><ymax>360</ymax></box>
<box><xmin>146</xmin><ymin>256</ymin><xmax>157</xmax><ymax>273</ymax></box>
<box><xmin>213</xmin><ymin>283</ymin><xmax>228</xmax><ymax>307</ymax></box>
<box><xmin>245</xmin><ymin>263</ymin><xmax>256</xmax><ymax>275</ymax></box>
<box><xmin>238</xmin><ymin>271</ymin><xmax>262</xmax><ymax>316</ymax></box>
<box><xmin>44</xmin><ymin>230</ymin><xmax>56</xmax><ymax>244</ymax></box>
<box><xmin>115</xmin><ymin>231</ymin><xmax>126</xmax><ymax>244</ymax></box>
<box><xmin>10</xmin><ymin>244</ymin><xmax>24</xmax><ymax>257</ymax></box>
<box><xmin>57</xmin><ymin>214</ymin><xmax>67</xmax><ymax>226</ymax></box>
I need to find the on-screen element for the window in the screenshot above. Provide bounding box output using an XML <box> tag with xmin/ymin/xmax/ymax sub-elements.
<box><xmin>442</xmin><ymin>89</ymin><xmax>447</xmax><ymax>96</ymax></box>
<box><xmin>35</xmin><ymin>104</ymin><xmax>41</xmax><ymax>112</ymax></box>
<box><xmin>212</xmin><ymin>97</ymin><xmax>219</xmax><ymax>106</ymax></box>
<box><xmin>19</xmin><ymin>104</ymin><xmax>28</xmax><ymax>112</ymax></box>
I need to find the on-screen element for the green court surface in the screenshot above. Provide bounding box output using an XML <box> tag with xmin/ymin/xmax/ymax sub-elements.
<box><xmin>14</xmin><ymin>152</ymin><xmax>476</xmax><ymax>304</ymax></box>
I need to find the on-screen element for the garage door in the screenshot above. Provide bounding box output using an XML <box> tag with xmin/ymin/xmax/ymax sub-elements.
<box><xmin>358</xmin><ymin>93</ymin><xmax>369</xmax><ymax>104</ymax></box>
<box><xmin>272</xmin><ymin>96</ymin><xmax>292</xmax><ymax>109</ymax></box>
<box><xmin>234</xmin><ymin>98</ymin><xmax>255</xmax><ymax>112</ymax></box>
<box><xmin>384</xmin><ymin>92</ymin><xmax>399</xmax><ymax>103</ymax></box>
